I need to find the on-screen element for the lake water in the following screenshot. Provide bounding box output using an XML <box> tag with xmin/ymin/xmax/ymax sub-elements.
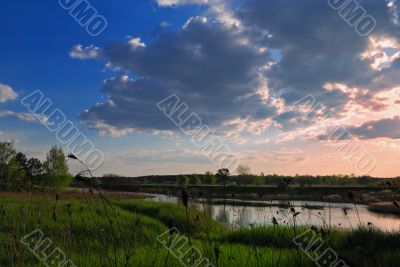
<box><xmin>146</xmin><ymin>194</ymin><xmax>400</xmax><ymax>232</ymax></box>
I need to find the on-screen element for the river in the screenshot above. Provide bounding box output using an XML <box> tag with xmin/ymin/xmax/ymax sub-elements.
<box><xmin>146</xmin><ymin>193</ymin><xmax>400</xmax><ymax>232</ymax></box>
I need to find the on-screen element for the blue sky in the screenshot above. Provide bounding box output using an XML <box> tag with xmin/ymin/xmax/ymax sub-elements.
<box><xmin>0</xmin><ymin>0</ymin><xmax>202</xmax><ymax>174</ymax></box>
<box><xmin>1</xmin><ymin>0</ymin><xmax>400</xmax><ymax>177</ymax></box>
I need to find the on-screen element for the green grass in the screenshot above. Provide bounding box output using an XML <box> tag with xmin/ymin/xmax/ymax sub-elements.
<box><xmin>0</xmin><ymin>192</ymin><xmax>399</xmax><ymax>266</ymax></box>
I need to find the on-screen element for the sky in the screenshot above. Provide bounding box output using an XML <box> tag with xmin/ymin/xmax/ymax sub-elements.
<box><xmin>1</xmin><ymin>0</ymin><xmax>400</xmax><ymax>177</ymax></box>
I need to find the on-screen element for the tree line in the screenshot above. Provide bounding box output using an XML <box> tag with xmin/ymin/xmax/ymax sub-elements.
<box><xmin>0</xmin><ymin>141</ymin><xmax>72</xmax><ymax>191</ymax></box>
<box><xmin>101</xmin><ymin>164</ymin><xmax>400</xmax><ymax>187</ymax></box>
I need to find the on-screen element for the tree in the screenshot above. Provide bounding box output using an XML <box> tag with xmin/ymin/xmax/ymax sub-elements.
<box><xmin>27</xmin><ymin>158</ymin><xmax>43</xmax><ymax>177</ymax></box>
<box><xmin>15</xmin><ymin>152</ymin><xmax>28</xmax><ymax>172</ymax></box>
<box><xmin>43</xmin><ymin>146</ymin><xmax>72</xmax><ymax>190</ymax></box>
<box><xmin>190</xmin><ymin>174</ymin><xmax>201</xmax><ymax>185</ymax></box>
<box><xmin>0</xmin><ymin>143</ymin><xmax>44</xmax><ymax>191</ymax></box>
<box><xmin>16</xmin><ymin>152</ymin><xmax>32</xmax><ymax>188</ymax></box>
<box><xmin>0</xmin><ymin>141</ymin><xmax>25</xmax><ymax>190</ymax></box>
<box><xmin>5</xmin><ymin>158</ymin><xmax>26</xmax><ymax>190</ymax></box>
<box><xmin>26</xmin><ymin>157</ymin><xmax>43</xmax><ymax>188</ymax></box>
<box><xmin>253</xmin><ymin>176</ymin><xmax>263</xmax><ymax>186</ymax></box>
<box><xmin>0</xmin><ymin>141</ymin><xmax>16</xmax><ymax>184</ymax></box>
<box><xmin>0</xmin><ymin>141</ymin><xmax>16</xmax><ymax>165</ymax></box>
<box><xmin>102</xmin><ymin>173</ymin><xmax>123</xmax><ymax>177</ymax></box>
<box><xmin>236</xmin><ymin>164</ymin><xmax>254</xmax><ymax>185</ymax></box>
<box><xmin>216</xmin><ymin>169</ymin><xmax>230</xmax><ymax>186</ymax></box>
<box><xmin>204</xmin><ymin>171</ymin><xmax>216</xmax><ymax>185</ymax></box>
<box><xmin>177</xmin><ymin>175</ymin><xmax>188</xmax><ymax>186</ymax></box>
<box><xmin>15</xmin><ymin>153</ymin><xmax>44</xmax><ymax>189</ymax></box>
<box><xmin>236</xmin><ymin>164</ymin><xmax>251</xmax><ymax>176</ymax></box>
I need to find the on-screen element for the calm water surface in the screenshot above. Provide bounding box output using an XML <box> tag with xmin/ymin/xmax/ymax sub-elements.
<box><xmin>147</xmin><ymin>194</ymin><xmax>400</xmax><ymax>232</ymax></box>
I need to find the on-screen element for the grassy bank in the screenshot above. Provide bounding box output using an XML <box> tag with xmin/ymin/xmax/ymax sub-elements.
<box><xmin>368</xmin><ymin>202</ymin><xmax>400</xmax><ymax>217</ymax></box>
<box><xmin>0</xmin><ymin>192</ymin><xmax>399</xmax><ymax>266</ymax></box>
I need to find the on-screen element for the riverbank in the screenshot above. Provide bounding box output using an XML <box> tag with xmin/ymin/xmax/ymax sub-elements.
<box><xmin>368</xmin><ymin>202</ymin><xmax>400</xmax><ymax>217</ymax></box>
<box><xmin>69</xmin><ymin>185</ymin><xmax>400</xmax><ymax>219</ymax></box>
<box><xmin>0</xmin><ymin>192</ymin><xmax>399</xmax><ymax>266</ymax></box>
<box><xmin>70</xmin><ymin>184</ymin><xmax>400</xmax><ymax>218</ymax></box>
<box><xmin>93</xmin><ymin>184</ymin><xmax>400</xmax><ymax>203</ymax></box>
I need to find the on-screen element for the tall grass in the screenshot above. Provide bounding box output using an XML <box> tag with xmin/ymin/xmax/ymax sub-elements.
<box><xmin>0</xmin><ymin>191</ymin><xmax>399</xmax><ymax>266</ymax></box>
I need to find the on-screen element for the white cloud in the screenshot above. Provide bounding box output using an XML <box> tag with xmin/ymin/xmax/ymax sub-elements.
<box><xmin>128</xmin><ymin>37</ymin><xmax>146</xmax><ymax>48</ymax></box>
<box><xmin>80</xmin><ymin>18</ymin><xmax>274</xmax><ymax>136</ymax></box>
<box><xmin>156</xmin><ymin>0</ymin><xmax>211</xmax><ymax>6</ymax></box>
<box><xmin>386</xmin><ymin>0</ymin><xmax>400</xmax><ymax>25</ymax></box>
<box><xmin>79</xmin><ymin>0</ymin><xmax>400</xmax><ymax>145</ymax></box>
<box><xmin>157</xmin><ymin>0</ymin><xmax>240</xmax><ymax>27</ymax></box>
<box><xmin>69</xmin><ymin>44</ymin><xmax>101</xmax><ymax>59</ymax></box>
<box><xmin>0</xmin><ymin>83</ymin><xmax>18</xmax><ymax>102</ymax></box>
<box><xmin>360</xmin><ymin>35</ymin><xmax>400</xmax><ymax>71</ymax></box>
<box><xmin>0</xmin><ymin>110</ymin><xmax>48</xmax><ymax>125</ymax></box>
<box><xmin>206</xmin><ymin>1</ymin><xmax>240</xmax><ymax>27</ymax></box>
<box><xmin>88</xmin><ymin>120</ymin><xmax>135</xmax><ymax>137</ymax></box>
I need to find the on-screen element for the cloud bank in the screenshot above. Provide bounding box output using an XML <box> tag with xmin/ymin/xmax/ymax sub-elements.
<box><xmin>75</xmin><ymin>0</ymin><xmax>400</xmax><ymax>141</ymax></box>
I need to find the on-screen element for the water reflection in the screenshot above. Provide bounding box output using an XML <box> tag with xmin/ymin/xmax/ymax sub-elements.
<box><xmin>146</xmin><ymin>194</ymin><xmax>400</xmax><ymax>232</ymax></box>
<box><xmin>216</xmin><ymin>208</ymin><xmax>230</xmax><ymax>225</ymax></box>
